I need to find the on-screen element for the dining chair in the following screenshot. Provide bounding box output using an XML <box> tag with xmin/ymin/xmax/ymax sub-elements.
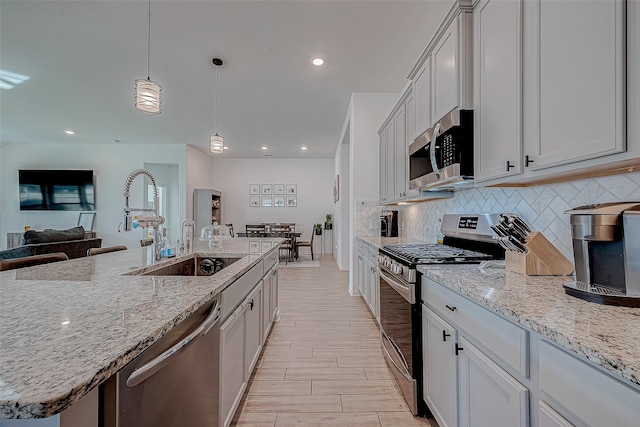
<box><xmin>88</xmin><ymin>245</ymin><xmax>128</xmax><ymax>256</ymax></box>
<box><xmin>225</xmin><ymin>224</ymin><xmax>234</xmax><ymax>237</ymax></box>
<box><xmin>246</xmin><ymin>224</ymin><xmax>266</xmax><ymax>237</ymax></box>
<box><xmin>0</xmin><ymin>252</ymin><xmax>69</xmax><ymax>271</ymax></box>
<box><xmin>294</xmin><ymin>229</ymin><xmax>315</xmax><ymax>261</ymax></box>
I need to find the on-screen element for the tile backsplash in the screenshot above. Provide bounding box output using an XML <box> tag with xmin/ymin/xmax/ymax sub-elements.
<box><xmin>362</xmin><ymin>172</ymin><xmax>640</xmax><ymax>262</ymax></box>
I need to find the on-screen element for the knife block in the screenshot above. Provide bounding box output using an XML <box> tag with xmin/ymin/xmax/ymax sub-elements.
<box><xmin>505</xmin><ymin>231</ymin><xmax>574</xmax><ymax>276</ymax></box>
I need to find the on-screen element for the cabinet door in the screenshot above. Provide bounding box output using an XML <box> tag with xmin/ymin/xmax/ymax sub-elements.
<box><xmin>385</xmin><ymin>120</ymin><xmax>395</xmax><ymax>203</ymax></box>
<box><xmin>394</xmin><ymin>101</ymin><xmax>407</xmax><ymax>200</ymax></box>
<box><xmin>524</xmin><ymin>0</ymin><xmax>625</xmax><ymax>170</ymax></box>
<box><xmin>245</xmin><ymin>284</ymin><xmax>263</xmax><ymax>376</ymax></box>
<box><xmin>379</xmin><ymin>130</ymin><xmax>387</xmax><ymax>204</ymax></box>
<box><xmin>219</xmin><ymin>308</ymin><xmax>246</xmax><ymax>427</ymax></box>
<box><xmin>474</xmin><ymin>0</ymin><xmax>523</xmax><ymax>182</ymax></box>
<box><xmin>270</xmin><ymin>268</ymin><xmax>278</xmax><ymax>321</ymax></box>
<box><xmin>262</xmin><ymin>277</ymin><xmax>272</xmax><ymax>342</ymax></box>
<box><xmin>405</xmin><ymin>89</ymin><xmax>416</xmax><ymax>145</ymax></box>
<box><xmin>414</xmin><ymin>57</ymin><xmax>432</xmax><ymax>136</ymax></box>
<box><xmin>539</xmin><ymin>401</ymin><xmax>574</xmax><ymax>427</ymax></box>
<box><xmin>357</xmin><ymin>253</ymin><xmax>366</xmax><ymax>297</ymax></box>
<box><xmin>432</xmin><ymin>16</ymin><xmax>460</xmax><ymax>122</ymax></box>
<box><xmin>368</xmin><ymin>261</ymin><xmax>379</xmax><ymax>321</ymax></box>
<box><xmin>458</xmin><ymin>337</ymin><xmax>529</xmax><ymax>427</ymax></box>
<box><xmin>422</xmin><ymin>306</ymin><xmax>458</xmax><ymax>427</ymax></box>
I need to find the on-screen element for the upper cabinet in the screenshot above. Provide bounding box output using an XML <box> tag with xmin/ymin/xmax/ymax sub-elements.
<box><xmin>475</xmin><ymin>0</ymin><xmax>636</xmax><ymax>185</ymax></box>
<box><xmin>409</xmin><ymin>1</ymin><xmax>474</xmax><ymax>141</ymax></box>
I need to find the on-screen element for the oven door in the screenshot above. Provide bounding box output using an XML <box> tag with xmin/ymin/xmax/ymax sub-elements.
<box><xmin>379</xmin><ymin>268</ymin><xmax>418</xmax><ymax>415</ymax></box>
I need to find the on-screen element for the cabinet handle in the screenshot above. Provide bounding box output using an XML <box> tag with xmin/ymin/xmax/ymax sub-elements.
<box><xmin>506</xmin><ymin>161</ymin><xmax>515</xmax><ymax>171</ymax></box>
<box><xmin>525</xmin><ymin>155</ymin><xmax>534</xmax><ymax>167</ymax></box>
<box><xmin>442</xmin><ymin>330</ymin><xmax>451</xmax><ymax>342</ymax></box>
<box><xmin>445</xmin><ymin>305</ymin><xmax>457</xmax><ymax>312</ymax></box>
<box><xmin>250</xmin><ymin>299</ymin><xmax>254</xmax><ymax>310</ymax></box>
<box><xmin>455</xmin><ymin>343</ymin><xmax>464</xmax><ymax>356</ymax></box>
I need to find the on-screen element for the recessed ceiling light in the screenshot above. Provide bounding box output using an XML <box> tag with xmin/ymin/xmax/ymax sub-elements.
<box><xmin>301</xmin><ymin>146</ymin><xmax>308</xmax><ymax>150</ymax></box>
<box><xmin>261</xmin><ymin>146</ymin><xmax>268</xmax><ymax>150</ymax></box>
<box><xmin>312</xmin><ymin>58</ymin><xmax>324</xmax><ymax>66</ymax></box>
<box><xmin>64</xmin><ymin>130</ymin><xmax>75</xmax><ymax>135</ymax></box>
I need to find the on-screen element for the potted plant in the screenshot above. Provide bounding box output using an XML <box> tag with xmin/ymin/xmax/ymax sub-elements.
<box><xmin>324</xmin><ymin>214</ymin><xmax>333</xmax><ymax>230</ymax></box>
<box><xmin>314</xmin><ymin>223</ymin><xmax>323</xmax><ymax>235</ymax></box>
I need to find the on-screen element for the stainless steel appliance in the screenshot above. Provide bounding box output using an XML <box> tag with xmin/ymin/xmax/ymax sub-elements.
<box><xmin>564</xmin><ymin>202</ymin><xmax>640</xmax><ymax>307</ymax></box>
<box><xmin>380</xmin><ymin>210</ymin><xmax>399</xmax><ymax>237</ymax></box>
<box><xmin>378</xmin><ymin>213</ymin><xmax>504</xmax><ymax>416</ymax></box>
<box><xmin>408</xmin><ymin>109</ymin><xmax>473</xmax><ymax>191</ymax></box>
<box><xmin>102</xmin><ymin>296</ymin><xmax>221</xmax><ymax>427</ymax></box>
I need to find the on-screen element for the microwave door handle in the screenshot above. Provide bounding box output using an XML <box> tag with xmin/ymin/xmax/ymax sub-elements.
<box><xmin>430</xmin><ymin>123</ymin><xmax>442</xmax><ymax>179</ymax></box>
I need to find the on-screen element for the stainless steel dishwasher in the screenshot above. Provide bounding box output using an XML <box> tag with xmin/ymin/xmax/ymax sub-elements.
<box><xmin>102</xmin><ymin>296</ymin><xmax>221</xmax><ymax>427</ymax></box>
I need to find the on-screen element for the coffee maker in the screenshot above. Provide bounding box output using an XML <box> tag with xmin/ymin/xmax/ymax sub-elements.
<box><xmin>564</xmin><ymin>202</ymin><xmax>640</xmax><ymax>306</ymax></box>
<box><xmin>380</xmin><ymin>210</ymin><xmax>399</xmax><ymax>237</ymax></box>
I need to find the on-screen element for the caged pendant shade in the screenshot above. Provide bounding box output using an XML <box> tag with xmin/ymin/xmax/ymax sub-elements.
<box><xmin>134</xmin><ymin>0</ymin><xmax>162</xmax><ymax>114</ymax></box>
<box><xmin>210</xmin><ymin>57</ymin><xmax>224</xmax><ymax>153</ymax></box>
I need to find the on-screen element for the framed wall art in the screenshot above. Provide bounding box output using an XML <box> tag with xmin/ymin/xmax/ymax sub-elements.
<box><xmin>262</xmin><ymin>196</ymin><xmax>273</xmax><ymax>207</ymax></box>
<box><xmin>249</xmin><ymin>196</ymin><xmax>260</xmax><ymax>207</ymax></box>
<box><xmin>286</xmin><ymin>184</ymin><xmax>297</xmax><ymax>195</ymax></box>
<box><xmin>261</xmin><ymin>184</ymin><xmax>273</xmax><ymax>195</ymax></box>
<box><xmin>249</xmin><ymin>184</ymin><xmax>260</xmax><ymax>195</ymax></box>
<box><xmin>286</xmin><ymin>196</ymin><xmax>297</xmax><ymax>207</ymax></box>
<box><xmin>274</xmin><ymin>196</ymin><xmax>285</xmax><ymax>207</ymax></box>
<box><xmin>274</xmin><ymin>184</ymin><xmax>285</xmax><ymax>195</ymax></box>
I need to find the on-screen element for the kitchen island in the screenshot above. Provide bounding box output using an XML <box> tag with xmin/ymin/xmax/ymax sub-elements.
<box><xmin>0</xmin><ymin>238</ymin><xmax>282</xmax><ymax>420</ymax></box>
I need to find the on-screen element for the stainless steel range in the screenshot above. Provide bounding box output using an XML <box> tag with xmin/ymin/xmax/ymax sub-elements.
<box><xmin>378</xmin><ymin>213</ymin><xmax>504</xmax><ymax>416</ymax></box>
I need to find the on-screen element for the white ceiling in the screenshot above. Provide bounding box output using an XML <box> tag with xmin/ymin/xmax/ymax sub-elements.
<box><xmin>0</xmin><ymin>0</ymin><xmax>452</xmax><ymax>158</ymax></box>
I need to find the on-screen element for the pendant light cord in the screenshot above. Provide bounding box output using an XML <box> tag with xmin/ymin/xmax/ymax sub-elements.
<box><xmin>146</xmin><ymin>0</ymin><xmax>151</xmax><ymax>79</ymax></box>
<box><xmin>215</xmin><ymin>65</ymin><xmax>219</xmax><ymax>133</ymax></box>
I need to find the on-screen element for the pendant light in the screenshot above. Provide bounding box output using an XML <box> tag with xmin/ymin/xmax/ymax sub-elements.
<box><xmin>134</xmin><ymin>0</ymin><xmax>162</xmax><ymax>114</ymax></box>
<box><xmin>210</xmin><ymin>57</ymin><xmax>224</xmax><ymax>154</ymax></box>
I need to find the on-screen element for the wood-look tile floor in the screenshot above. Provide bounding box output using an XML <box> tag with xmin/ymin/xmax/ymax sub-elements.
<box><xmin>231</xmin><ymin>255</ymin><xmax>438</xmax><ymax>427</ymax></box>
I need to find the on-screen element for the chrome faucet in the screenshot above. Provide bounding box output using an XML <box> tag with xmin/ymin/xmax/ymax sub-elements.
<box><xmin>123</xmin><ymin>169</ymin><xmax>165</xmax><ymax>261</ymax></box>
<box><xmin>180</xmin><ymin>219</ymin><xmax>195</xmax><ymax>254</ymax></box>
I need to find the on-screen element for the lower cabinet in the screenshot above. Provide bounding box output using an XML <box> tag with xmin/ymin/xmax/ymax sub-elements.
<box><xmin>245</xmin><ymin>282</ymin><xmax>263</xmax><ymax>377</ymax></box>
<box><xmin>356</xmin><ymin>241</ymin><xmax>379</xmax><ymax>322</ymax></box>
<box><xmin>262</xmin><ymin>266</ymin><xmax>278</xmax><ymax>340</ymax></box>
<box><xmin>219</xmin><ymin>301</ymin><xmax>247</xmax><ymax>427</ymax></box>
<box><xmin>457</xmin><ymin>337</ymin><xmax>529</xmax><ymax>427</ymax></box>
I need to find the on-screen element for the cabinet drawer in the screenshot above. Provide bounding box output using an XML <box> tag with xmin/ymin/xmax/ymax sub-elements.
<box><xmin>539</xmin><ymin>339</ymin><xmax>640</xmax><ymax>427</ymax></box>
<box><xmin>221</xmin><ymin>261</ymin><xmax>263</xmax><ymax>321</ymax></box>
<box><xmin>422</xmin><ymin>276</ymin><xmax>528</xmax><ymax>378</ymax></box>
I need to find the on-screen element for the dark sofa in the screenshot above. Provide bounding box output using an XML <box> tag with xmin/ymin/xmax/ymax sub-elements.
<box><xmin>0</xmin><ymin>226</ymin><xmax>102</xmax><ymax>261</ymax></box>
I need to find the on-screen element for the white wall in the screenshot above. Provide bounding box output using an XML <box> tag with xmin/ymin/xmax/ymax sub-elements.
<box><xmin>186</xmin><ymin>145</ymin><xmax>215</xmax><ymax>221</ymax></box>
<box><xmin>210</xmin><ymin>158</ymin><xmax>334</xmax><ymax>240</ymax></box>
<box><xmin>0</xmin><ymin>143</ymin><xmax>187</xmax><ymax>249</ymax></box>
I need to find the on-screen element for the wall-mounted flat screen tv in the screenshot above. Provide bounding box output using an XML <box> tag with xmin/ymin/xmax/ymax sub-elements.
<box><xmin>19</xmin><ymin>170</ymin><xmax>95</xmax><ymax>211</ymax></box>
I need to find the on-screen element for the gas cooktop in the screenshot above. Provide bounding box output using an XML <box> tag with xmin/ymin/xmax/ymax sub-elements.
<box><xmin>381</xmin><ymin>243</ymin><xmax>494</xmax><ymax>265</ymax></box>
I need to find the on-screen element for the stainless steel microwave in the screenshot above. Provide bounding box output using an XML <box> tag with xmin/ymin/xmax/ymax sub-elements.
<box><xmin>408</xmin><ymin>109</ymin><xmax>474</xmax><ymax>191</ymax></box>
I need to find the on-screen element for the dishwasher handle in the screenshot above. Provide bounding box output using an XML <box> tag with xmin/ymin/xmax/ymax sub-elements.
<box><xmin>126</xmin><ymin>300</ymin><xmax>220</xmax><ymax>387</ymax></box>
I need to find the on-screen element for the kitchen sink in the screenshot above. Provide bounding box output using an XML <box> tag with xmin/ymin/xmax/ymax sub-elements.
<box><xmin>130</xmin><ymin>256</ymin><xmax>242</xmax><ymax>276</ymax></box>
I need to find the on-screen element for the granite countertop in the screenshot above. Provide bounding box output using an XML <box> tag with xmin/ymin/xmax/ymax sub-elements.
<box><xmin>0</xmin><ymin>238</ymin><xmax>282</xmax><ymax>419</ymax></box>
<box><xmin>417</xmin><ymin>264</ymin><xmax>640</xmax><ymax>387</ymax></box>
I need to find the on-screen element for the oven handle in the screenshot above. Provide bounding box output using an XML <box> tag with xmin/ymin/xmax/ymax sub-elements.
<box><xmin>381</xmin><ymin>330</ymin><xmax>413</xmax><ymax>382</ymax></box>
<box><xmin>379</xmin><ymin>269</ymin><xmax>415</xmax><ymax>304</ymax></box>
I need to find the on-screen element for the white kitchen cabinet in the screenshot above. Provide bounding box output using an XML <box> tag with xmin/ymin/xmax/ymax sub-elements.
<box><xmin>476</xmin><ymin>0</ymin><xmax>633</xmax><ymax>185</ymax></box>
<box><xmin>538</xmin><ymin>402</ymin><xmax>574</xmax><ymax>427</ymax></box>
<box><xmin>270</xmin><ymin>267</ymin><xmax>278</xmax><ymax>322</ymax></box>
<box><xmin>413</xmin><ymin>57</ymin><xmax>432</xmax><ymax>138</ymax></box>
<box><xmin>379</xmin><ymin>120</ymin><xmax>394</xmax><ymax>204</ymax></box>
<box><xmin>538</xmin><ymin>339</ymin><xmax>640</xmax><ymax>427</ymax></box>
<box><xmin>261</xmin><ymin>266</ymin><xmax>278</xmax><ymax>341</ymax></box>
<box><xmin>409</xmin><ymin>1</ymin><xmax>473</xmax><ymax>136</ymax></box>
<box><xmin>394</xmin><ymin>97</ymin><xmax>408</xmax><ymax>201</ymax></box>
<box><xmin>473</xmin><ymin>0</ymin><xmax>523</xmax><ymax>182</ymax></box>
<box><xmin>523</xmin><ymin>0</ymin><xmax>625</xmax><ymax>171</ymax></box>
<box><xmin>422</xmin><ymin>306</ymin><xmax>458</xmax><ymax>427</ymax></box>
<box><xmin>422</xmin><ymin>276</ymin><xmax>529</xmax><ymax>427</ymax></box>
<box><xmin>219</xmin><ymin>303</ymin><xmax>246</xmax><ymax>427</ymax></box>
<box><xmin>357</xmin><ymin>241</ymin><xmax>379</xmax><ymax>322</ymax></box>
<box><xmin>458</xmin><ymin>336</ymin><xmax>529</xmax><ymax>427</ymax></box>
<box><xmin>245</xmin><ymin>282</ymin><xmax>263</xmax><ymax>377</ymax></box>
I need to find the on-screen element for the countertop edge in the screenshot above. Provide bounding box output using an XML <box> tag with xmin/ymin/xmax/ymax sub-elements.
<box><xmin>421</xmin><ymin>267</ymin><xmax>640</xmax><ymax>388</ymax></box>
